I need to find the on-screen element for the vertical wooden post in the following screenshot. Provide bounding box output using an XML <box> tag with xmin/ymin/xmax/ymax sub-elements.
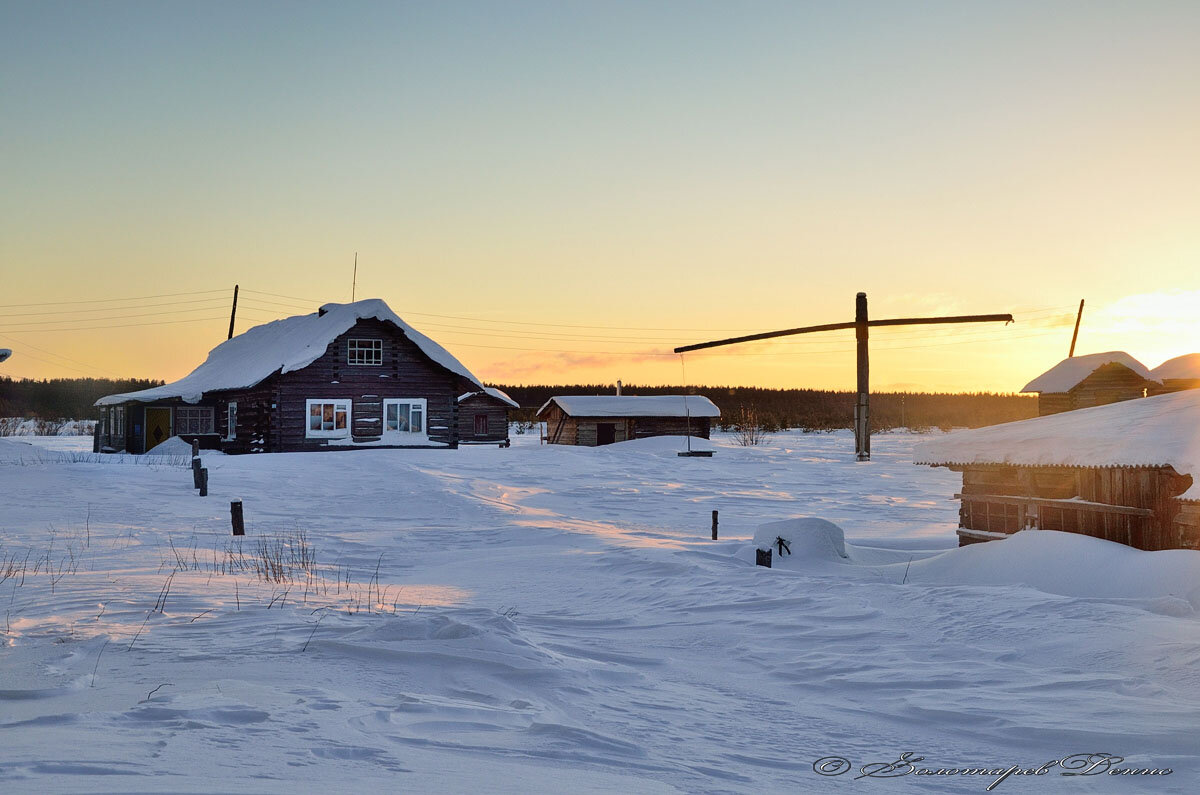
<box><xmin>230</xmin><ymin>499</ymin><xmax>245</xmax><ymax>536</ymax></box>
<box><xmin>199</xmin><ymin>468</ymin><xmax>208</xmax><ymax>497</ymax></box>
<box><xmin>1068</xmin><ymin>299</ymin><xmax>1084</xmax><ymax>357</ymax></box>
<box><xmin>855</xmin><ymin>292</ymin><xmax>870</xmax><ymax>461</ymax></box>
<box><xmin>711</xmin><ymin>510</ymin><xmax>718</xmax><ymax>540</ymax></box>
<box><xmin>227</xmin><ymin>284</ymin><xmax>239</xmax><ymax>340</ymax></box>
<box><xmin>191</xmin><ymin>438</ymin><xmax>200</xmax><ymax>458</ymax></box>
<box><xmin>192</xmin><ymin>456</ymin><xmax>202</xmax><ymax>489</ymax></box>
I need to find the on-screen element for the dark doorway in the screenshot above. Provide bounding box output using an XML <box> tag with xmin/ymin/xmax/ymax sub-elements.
<box><xmin>596</xmin><ymin>423</ymin><xmax>616</xmax><ymax>446</ymax></box>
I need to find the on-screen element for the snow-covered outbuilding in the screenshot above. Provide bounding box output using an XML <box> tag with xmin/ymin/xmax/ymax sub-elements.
<box><xmin>915</xmin><ymin>390</ymin><xmax>1200</xmax><ymax>551</ymax></box>
<box><xmin>93</xmin><ymin>299</ymin><xmax>518</xmax><ymax>453</ymax></box>
<box><xmin>1150</xmin><ymin>353</ymin><xmax>1200</xmax><ymax>395</ymax></box>
<box><xmin>536</xmin><ymin>395</ymin><xmax>720</xmax><ymax>446</ymax></box>
<box><xmin>1020</xmin><ymin>351</ymin><xmax>1158</xmax><ymax>416</ymax></box>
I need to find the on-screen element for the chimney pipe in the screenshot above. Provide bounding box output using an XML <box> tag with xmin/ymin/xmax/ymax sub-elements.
<box><xmin>616</xmin><ymin>380</ymin><xmax>622</xmax><ymax>396</ymax></box>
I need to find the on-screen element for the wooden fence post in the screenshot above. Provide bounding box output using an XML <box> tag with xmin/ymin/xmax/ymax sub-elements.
<box><xmin>192</xmin><ymin>456</ymin><xmax>202</xmax><ymax>489</ymax></box>
<box><xmin>199</xmin><ymin>468</ymin><xmax>208</xmax><ymax>497</ymax></box>
<box><xmin>230</xmin><ymin>499</ymin><xmax>244</xmax><ymax>536</ymax></box>
<box><xmin>711</xmin><ymin>510</ymin><xmax>718</xmax><ymax>540</ymax></box>
<box><xmin>191</xmin><ymin>438</ymin><xmax>200</xmax><ymax>458</ymax></box>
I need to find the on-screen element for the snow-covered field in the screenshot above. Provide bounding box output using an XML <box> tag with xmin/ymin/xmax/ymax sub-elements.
<box><xmin>2</xmin><ymin>430</ymin><xmax>1196</xmax><ymax>792</ymax></box>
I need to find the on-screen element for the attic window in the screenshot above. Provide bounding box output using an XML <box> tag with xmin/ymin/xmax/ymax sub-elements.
<box><xmin>348</xmin><ymin>338</ymin><xmax>382</xmax><ymax>366</ymax></box>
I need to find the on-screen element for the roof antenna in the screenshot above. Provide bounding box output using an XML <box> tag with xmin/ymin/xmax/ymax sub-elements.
<box><xmin>352</xmin><ymin>252</ymin><xmax>358</xmax><ymax>302</ymax></box>
<box><xmin>1068</xmin><ymin>299</ymin><xmax>1084</xmax><ymax>357</ymax></box>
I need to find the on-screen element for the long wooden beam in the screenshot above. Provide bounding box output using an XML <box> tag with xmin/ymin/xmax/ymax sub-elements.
<box><xmin>673</xmin><ymin>313</ymin><xmax>1014</xmax><ymax>353</ymax></box>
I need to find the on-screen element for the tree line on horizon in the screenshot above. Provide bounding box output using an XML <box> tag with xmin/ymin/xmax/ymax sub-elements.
<box><xmin>1</xmin><ymin>376</ymin><xmax>1037</xmax><ymax>431</ymax></box>
<box><xmin>497</xmin><ymin>383</ymin><xmax>1036</xmax><ymax>431</ymax></box>
<box><xmin>0</xmin><ymin>377</ymin><xmax>164</xmax><ymax>420</ymax></box>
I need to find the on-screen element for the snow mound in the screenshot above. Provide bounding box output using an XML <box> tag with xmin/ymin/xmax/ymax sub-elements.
<box><xmin>753</xmin><ymin>517</ymin><xmax>849</xmax><ymax>561</ymax></box>
<box><xmin>905</xmin><ymin>530</ymin><xmax>1200</xmax><ymax>606</ymax></box>
<box><xmin>601</xmin><ymin>436</ymin><xmax>716</xmax><ymax>454</ymax></box>
<box><xmin>0</xmin><ymin>437</ymin><xmax>68</xmax><ymax>464</ymax></box>
<box><xmin>145</xmin><ymin>437</ymin><xmax>226</xmax><ymax>457</ymax></box>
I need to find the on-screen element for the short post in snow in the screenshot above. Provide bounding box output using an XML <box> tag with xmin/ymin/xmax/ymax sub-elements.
<box><xmin>711</xmin><ymin>510</ymin><xmax>718</xmax><ymax>540</ymax></box>
<box><xmin>192</xmin><ymin>456</ymin><xmax>203</xmax><ymax>489</ymax></box>
<box><xmin>230</xmin><ymin>499</ymin><xmax>245</xmax><ymax>536</ymax></box>
<box><xmin>191</xmin><ymin>438</ymin><xmax>200</xmax><ymax>458</ymax></box>
<box><xmin>755</xmin><ymin>548</ymin><xmax>772</xmax><ymax>568</ymax></box>
<box><xmin>199</xmin><ymin>468</ymin><xmax>208</xmax><ymax>497</ymax></box>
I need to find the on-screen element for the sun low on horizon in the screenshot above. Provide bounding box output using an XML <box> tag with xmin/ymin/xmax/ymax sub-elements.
<box><xmin>2</xmin><ymin>1</ymin><xmax>1197</xmax><ymax>394</ymax></box>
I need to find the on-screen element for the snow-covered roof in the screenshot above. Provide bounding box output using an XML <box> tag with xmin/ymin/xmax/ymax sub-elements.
<box><xmin>536</xmin><ymin>395</ymin><xmax>721</xmax><ymax>418</ymax></box>
<box><xmin>96</xmin><ymin>299</ymin><xmax>486</xmax><ymax>406</ymax></box>
<box><xmin>1152</xmin><ymin>353</ymin><xmax>1200</xmax><ymax>382</ymax></box>
<box><xmin>458</xmin><ymin>387</ymin><xmax>520</xmax><ymax>409</ymax></box>
<box><xmin>1021</xmin><ymin>351</ymin><xmax>1157</xmax><ymax>394</ymax></box>
<box><xmin>915</xmin><ymin>389</ymin><xmax>1200</xmax><ymax>500</ymax></box>
<box><xmin>1020</xmin><ymin>351</ymin><xmax>1156</xmax><ymax>394</ymax></box>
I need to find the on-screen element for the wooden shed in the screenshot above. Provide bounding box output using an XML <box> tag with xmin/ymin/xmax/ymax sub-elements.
<box><xmin>1150</xmin><ymin>353</ymin><xmax>1200</xmax><ymax>395</ymax></box>
<box><xmin>93</xmin><ymin>299</ymin><xmax>517</xmax><ymax>453</ymax></box>
<box><xmin>536</xmin><ymin>395</ymin><xmax>720</xmax><ymax>446</ymax></box>
<box><xmin>1021</xmin><ymin>351</ymin><xmax>1159</xmax><ymax>416</ymax></box>
<box><xmin>915</xmin><ymin>389</ymin><xmax>1200</xmax><ymax>551</ymax></box>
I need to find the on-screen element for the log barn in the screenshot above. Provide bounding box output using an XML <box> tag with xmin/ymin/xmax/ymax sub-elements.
<box><xmin>536</xmin><ymin>395</ymin><xmax>720</xmax><ymax>446</ymax></box>
<box><xmin>1150</xmin><ymin>353</ymin><xmax>1200</xmax><ymax>394</ymax></box>
<box><xmin>915</xmin><ymin>389</ymin><xmax>1200</xmax><ymax>551</ymax></box>
<box><xmin>93</xmin><ymin>299</ymin><xmax>518</xmax><ymax>454</ymax></box>
<box><xmin>1021</xmin><ymin>351</ymin><xmax>1159</xmax><ymax>416</ymax></box>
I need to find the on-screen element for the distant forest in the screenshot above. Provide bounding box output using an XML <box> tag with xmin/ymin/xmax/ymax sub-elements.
<box><xmin>498</xmin><ymin>384</ymin><xmax>1036</xmax><ymax>431</ymax></box>
<box><xmin>1</xmin><ymin>377</ymin><xmax>1036</xmax><ymax>431</ymax></box>
<box><xmin>0</xmin><ymin>377</ymin><xmax>163</xmax><ymax>420</ymax></box>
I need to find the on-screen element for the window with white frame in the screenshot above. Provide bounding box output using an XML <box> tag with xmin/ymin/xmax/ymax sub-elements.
<box><xmin>226</xmin><ymin>401</ymin><xmax>238</xmax><ymax>440</ymax></box>
<box><xmin>177</xmin><ymin>407</ymin><xmax>215</xmax><ymax>434</ymax></box>
<box><xmin>383</xmin><ymin>399</ymin><xmax>425</xmax><ymax>435</ymax></box>
<box><xmin>307</xmin><ymin>399</ymin><xmax>351</xmax><ymax>438</ymax></box>
<box><xmin>347</xmin><ymin>338</ymin><xmax>382</xmax><ymax>366</ymax></box>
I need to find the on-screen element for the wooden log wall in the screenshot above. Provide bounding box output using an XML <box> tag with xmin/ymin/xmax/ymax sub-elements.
<box><xmin>954</xmin><ymin>464</ymin><xmax>1193</xmax><ymax>551</ymax></box>
<box><xmin>456</xmin><ymin>395</ymin><xmax>510</xmax><ymax>443</ymax></box>
<box><xmin>272</xmin><ymin>318</ymin><xmax>461</xmax><ymax>450</ymax></box>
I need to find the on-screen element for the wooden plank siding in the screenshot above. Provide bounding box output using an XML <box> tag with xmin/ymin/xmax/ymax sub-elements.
<box><xmin>1037</xmin><ymin>362</ymin><xmax>1154</xmax><ymax>416</ymax></box>
<box><xmin>951</xmin><ymin>463</ymin><xmax>1195</xmax><ymax>550</ymax></box>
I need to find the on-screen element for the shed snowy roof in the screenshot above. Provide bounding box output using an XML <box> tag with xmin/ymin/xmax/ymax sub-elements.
<box><xmin>96</xmin><ymin>299</ymin><xmax>486</xmax><ymax>406</ymax></box>
<box><xmin>458</xmin><ymin>387</ymin><xmax>520</xmax><ymax>409</ymax></box>
<box><xmin>1152</xmin><ymin>353</ymin><xmax>1200</xmax><ymax>381</ymax></box>
<box><xmin>1020</xmin><ymin>351</ymin><xmax>1157</xmax><ymax>393</ymax></box>
<box><xmin>915</xmin><ymin>389</ymin><xmax>1200</xmax><ymax>500</ymax></box>
<box><xmin>536</xmin><ymin>395</ymin><xmax>721</xmax><ymax>418</ymax></box>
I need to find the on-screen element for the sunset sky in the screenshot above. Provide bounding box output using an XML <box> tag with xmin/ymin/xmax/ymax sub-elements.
<box><xmin>2</xmin><ymin>1</ymin><xmax>1197</xmax><ymax>391</ymax></box>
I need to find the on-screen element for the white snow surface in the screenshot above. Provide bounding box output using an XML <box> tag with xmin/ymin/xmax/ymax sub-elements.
<box><xmin>3</xmin><ymin>429</ymin><xmax>1199</xmax><ymax>792</ymax></box>
<box><xmin>915</xmin><ymin>389</ymin><xmax>1200</xmax><ymax>501</ymax></box>
<box><xmin>95</xmin><ymin>299</ymin><xmax>487</xmax><ymax>406</ymax></box>
<box><xmin>1153</xmin><ymin>353</ymin><xmax>1200</xmax><ymax>381</ymax></box>
<box><xmin>1020</xmin><ymin>350</ymin><xmax>1157</xmax><ymax>393</ymax></box>
<box><xmin>458</xmin><ymin>387</ymin><xmax>520</xmax><ymax>409</ymax></box>
<box><xmin>537</xmin><ymin>394</ymin><xmax>721</xmax><ymax>418</ymax></box>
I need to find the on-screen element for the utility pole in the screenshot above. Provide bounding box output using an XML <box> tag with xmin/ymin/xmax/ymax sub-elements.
<box><xmin>1068</xmin><ymin>299</ymin><xmax>1084</xmax><ymax>357</ymax></box>
<box><xmin>227</xmin><ymin>284</ymin><xmax>239</xmax><ymax>340</ymax></box>
<box><xmin>675</xmin><ymin>293</ymin><xmax>1013</xmax><ymax>461</ymax></box>
<box><xmin>352</xmin><ymin>252</ymin><xmax>358</xmax><ymax>302</ymax></box>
